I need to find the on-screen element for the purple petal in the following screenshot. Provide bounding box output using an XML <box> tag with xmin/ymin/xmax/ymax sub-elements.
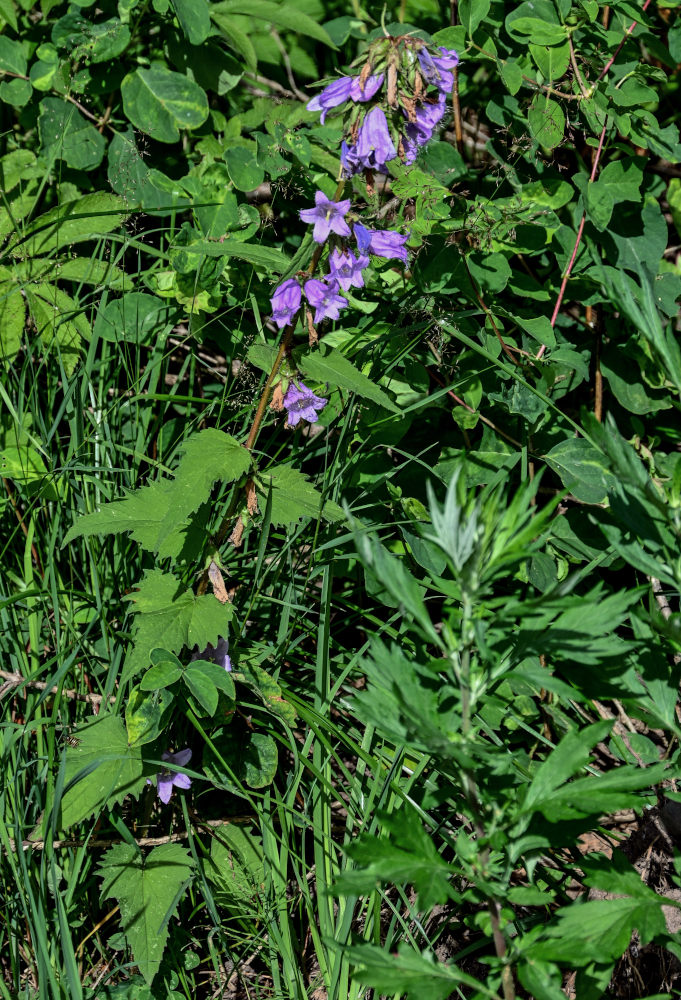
<box><xmin>157</xmin><ymin>777</ymin><xmax>174</xmax><ymax>804</ymax></box>
<box><xmin>172</xmin><ymin>773</ymin><xmax>192</xmax><ymax>791</ymax></box>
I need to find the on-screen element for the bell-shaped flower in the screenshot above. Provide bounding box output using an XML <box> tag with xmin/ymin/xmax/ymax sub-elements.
<box><xmin>340</xmin><ymin>140</ymin><xmax>362</xmax><ymax>178</ymax></box>
<box><xmin>354</xmin><ymin>226</ymin><xmax>409</xmax><ymax>266</ymax></box>
<box><xmin>154</xmin><ymin>749</ymin><xmax>192</xmax><ymax>805</ymax></box>
<box><xmin>349</xmin><ymin>72</ymin><xmax>384</xmax><ymax>102</ymax></box>
<box><xmin>355</xmin><ymin>106</ymin><xmax>397</xmax><ymax>172</ymax></box>
<box><xmin>304</xmin><ymin>277</ymin><xmax>347</xmax><ymax>323</ymax></box>
<box><xmin>283</xmin><ymin>381</ymin><xmax>328</xmax><ymax>427</ymax></box>
<box><xmin>299</xmin><ymin>190</ymin><xmax>352</xmax><ymax>244</ymax></box>
<box><xmin>328</xmin><ymin>248</ymin><xmax>369</xmax><ymax>291</ymax></box>
<box><xmin>417</xmin><ymin>47</ymin><xmax>453</xmax><ymax>92</ymax></box>
<box><xmin>307</xmin><ymin>76</ymin><xmax>354</xmax><ymax>123</ymax></box>
<box><xmin>270</xmin><ymin>278</ymin><xmax>302</xmax><ymax>329</ymax></box>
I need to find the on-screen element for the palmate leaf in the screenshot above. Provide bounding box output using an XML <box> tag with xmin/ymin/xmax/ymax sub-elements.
<box><xmin>122</xmin><ymin>569</ymin><xmax>233</xmax><ymax>684</ymax></box>
<box><xmin>56</xmin><ymin>714</ymin><xmax>148</xmax><ymax>832</ymax></box>
<box><xmin>63</xmin><ymin>428</ymin><xmax>252</xmax><ymax>558</ymax></box>
<box><xmin>99</xmin><ymin>843</ymin><xmax>194</xmax><ymax>984</ymax></box>
<box><xmin>255</xmin><ymin>463</ymin><xmax>344</xmax><ymax>527</ymax></box>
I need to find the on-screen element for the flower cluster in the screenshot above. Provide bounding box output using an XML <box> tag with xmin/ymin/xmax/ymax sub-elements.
<box><xmin>307</xmin><ymin>37</ymin><xmax>458</xmax><ymax>173</ymax></box>
<box><xmin>269</xmin><ymin>199</ymin><xmax>409</xmax><ymax>328</ymax></box>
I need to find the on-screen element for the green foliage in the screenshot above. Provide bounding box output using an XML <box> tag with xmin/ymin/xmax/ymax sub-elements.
<box><xmin>2</xmin><ymin>0</ymin><xmax>681</xmax><ymax>998</ymax></box>
<box><xmin>98</xmin><ymin>843</ymin><xmax>194</xmax><ymax>984</ymax></box>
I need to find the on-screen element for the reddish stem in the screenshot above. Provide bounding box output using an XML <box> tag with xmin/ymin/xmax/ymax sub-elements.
<box><xmin>536</xmin><ymin>0</ymin><xmax>653</xmax><ymax>360</ymax></box>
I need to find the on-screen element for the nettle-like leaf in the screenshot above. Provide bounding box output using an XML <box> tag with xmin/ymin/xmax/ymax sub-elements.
<box><xmin>298</xmin><ymin>344</ymin><xmax>399</xmax><ymax>412</ymax></box>
<box><xmin>346</xmin><ymin>942</ymin><xmax>493</xmax><ymax>1000</ymax></box>
<box><xmin>334</xmin><ymin>809</ymin><xmax>459</xmax><ymax>911</ymax></box>
<box><xmin>99</xmin><ymin>843</ymin><xmax>194</xmax><ymax>984</ymax></box>
<box><xmin>56</xmin><ymin>714</ymin><xmax>148</xmax><ymax>832</ymax></box>
<box><xmin>122</xmin><ymin>569</ymin><xmax>233</xmax><ymax>684</ymax></box>
<box><xmin>254</xmin><ymin>463</ymin><xmax>344</xmax><ymax>528</ymax></box>
<box><xmin>63</xmin><ymin>428</ymin><xmax>252</xmax><ymax>558</ymax></box>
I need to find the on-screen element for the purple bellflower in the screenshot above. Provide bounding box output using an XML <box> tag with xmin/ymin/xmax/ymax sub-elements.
<box><xmin>270</xmin><ymin>278</ymin><xmax>302</xmax><ymax>329</ymax></box>
<box><xmin>354</xmin><ymin>222</ymin><xmax>371</xmax><ymax>256</ymax></box>
<box><xmin>153</xmin><ymin>748</ymin><xmax>192</xmax><ymax>805</ymax></box>
<box><xmin>340</xmin><ymin>140</ymin><xmax>361</xmax><ymax>178</ymax></box>
<box><xmin>306</xmin><ymin>76</ymin><xmax>354</xmax><ymax>123</ymax></box>
<box><xmin>366</xmin><ymin>229</ymin><xmax>410</xmax><ymax>266</ymax></box>
<box><xmin>353</xmin><ymin>224</ymin><xmax>409</xmax><ymax>266</ymax></box>
<box><xmin>328</xmin><ymin>248</ymin><xmax>369</xmax><ymax>291</ymax></box>
<box><xmin>299</xmin><ymin>190</ymin><xmax>352</xmax><ymax>244</ymax></box>
<box><xmin>304</xmin><ymin>277</ymin><xmax>347</xmax><ymax>323</ymax></box>
<box><xmin>417</xmin><ymin>47</ymin><xmax>453</xmax><ymax>92</ymax></box>
<box><xmin>355</xmin><ymin>106</ymin><xmax>397</xmax><ymax>172</ymax></box>
<box><xmin>283</xmin><ymin>381</ymin><xmax>328</xmax><ymax>427</ymax></box>
<box><xmin>436</xmin><ymin>47</ymin><xmax>460</xmax><ymax>70</ymax></box>
<box><xmin>192</xmin><ymin>636</ymin><xmax>231</xmax><ymax>672</ymax></box>
<box><xmin>349</xmin><ymin>72</ymin><xmax>384</xmax><ymax>102</ymax></box>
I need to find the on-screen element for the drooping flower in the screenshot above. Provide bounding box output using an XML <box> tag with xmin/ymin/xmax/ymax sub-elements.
<box><xmin>270</xmin><ymin>278</ymin><xmax>302</xmax><ymax>329</ymax></box>
<box><xmin>340</xmin><ymin>139</ymin><xmax>361</xmax><ymax>178</ymax></box>
<box><xmin>435</xmin><ymin>47</ymin><xmax>459</xmax><ymax>70</ymax></box>
<box><xmin>349</xmin><ymin>72</ymin><xmax>384</xmax><ymax>102</ymax></box>
<box><xmin>328</xmin><ymin>248</ymin><xmax>369</xmax><ymax>292</ymax></box>
<box><xmin>353</xmin><ymin>222</ymin><xmax>371</xmax><ymax>256</ymax></box>
<box><xmin>192</xmin><ymin>636</ymin><xmax>231</xmax><ymax>672</ymax></box>
<box><xmin>354</xmin><ymin>226</ymin><xmax>409</xmax><ymax>266</ymax></box>
<box><xmin>153</xmin><ymin>749</ymin><xmax>192</xmax><ymax>805</ymax></box>
<box><xmin>304</xmin><ymin>277</ymin><xmax>347</xmax><ymax>323</ymax></box>
<box><xmin>283</xmin><ymin>381</ymin><xmax>328</xmax><ymax>427</ymax></box>
<box><xmin>306</xmin><ymin>76</ymin><xmax>354</xmax><ymax>123</ymax></box>
<box><xmin>299</xmin><ymin>190</ymin><xmax>352</xmax><ymax>244</ymax></box>
<box><xmin>417</xmin><ymin>47</ymin><xmax>454</xmax><ymax>92</ymax></box>
<box><xmin>366</xmin><ymin>229</ymin><xmax>410</xmax><ymax>266</ymax></box>
<box><xmin>355</xmin><ymin>106</ymin><xmax>397</xmax><ymax>172</ymax></box>
<box><xmin>403</xmin><ymin>92</ymin><xmax>448</xmax><ymax>163</ymax></box>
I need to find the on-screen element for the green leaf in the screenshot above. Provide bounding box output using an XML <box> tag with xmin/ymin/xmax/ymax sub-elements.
<box><xmin>335</xmin><ymin>809</ymin><xmax>458</xmax><ymax>910</ymax></box>
<box><xmin>526</xmin><ymin>895</ymin><xmax>668</xmax><ymax>965</ymax></box>
<box><xmin>347</xmin><ymin>942</ymin><xmax>494</xmax><ymax>1000</ymax></box>
<box><xmin>168</xmin><ymin>236</ymin><xmax>289</xmax><ymax>273</ymax></box>
<box><xmin>669</xmin><ymin>177</ymin><xmax>681</xmax><ymax>239</ymax></box>
<box><xmin>544</xmin><ymin>437</ymin><xmax>617</xmax><ymax>504</ymax></box>
<box><xmin>528</xmin><ymin>95</ymin><xmax>565</xmax><ymax>150</ymax></box>
<box><xmin>299</xmin><ymin>344</ymin><xmax>399</xmax><ymax>412</ymax></box>
<box><xmin>58</xmin><ymin>714</ymin><xmax>147</xmax><ymax>831</ymax></box>
<box><xmin>13</xmin><ymin>192</ymin><xmax>127</xmax><ymax>257</ymax></box>
<box><xmin>212</xmin><ymin>0</ymin><xmax>336</xmax><ymax>48</ymax></box>
<box><xmin>24</xmin><ymin>284</ymin><xmax>90</xmax><ymax>373</ymax></box>
<box><xmin>183</xmin><ymin>667</ymin><xmax>218</xmax><ymax>716</ymax></box>
<box><xmin>170</xmin><ymin>0</ymin><xmax>211</xmax><ymax>43</ymax></box>
<box><xmin>522</xmin><ymin>721</ymin><xmax>611</xmax><ymax>816</ymax></box>
<box><xmin>121</xmin><ymin>66</ymin><xmax>209</xmax><ymax>143</ymax></box>
<box><xmin>125</xmin><ymin>685</ymin><xmax>172</xmax><ymax>745</ymax></box>
<box><xmin>63</xmin><ymin>428</ymin><xmax>252</xmax><ymax>558</ymax></box>
<box><xmin>0</xmin><ymin>35</ymin><xmax>26</xmax><ymax>75</ymax></box>
<box><xmin>210</xmin><ymin>11</ymin><xmax>257</xmax><ymax>71</ymax></box>
<box><xmin>38</xmin><ymin>97</ymin><xmax>106</xmax><ymax>171</ymax></box>
<box><xmin>206</xmin><ymin>824</ymin><xmax>264</xmax><ymax>909</ymax></box>
<box><xmin>0</xmin><ymin>280</ymin><xmax>25</xmax><ymax>365</ymax></box>
<box><xmin>458</xmin><ymin>0</ymin><xmax>491</xmax><ymax>35</ymax></box>
<box><xmin>140</xmin><ymin>660</ymin><xmax>183</xmax><ymax>690</ymax></box>
<box><xmin>204</xmin><ymin>727</ymin><xmax>278</xmax><ymax>792</ymax></box>
<box><xmin>225</xmin><ymin>145</ymin><xmax>265</xmax><ymax>192</ymax></box>
<box><xmin>255</xmin><ymin>463</ymin><xmax>344</xmax><ymax>527</ymax></box>
<box><xmin>94</xmin><ymin>293</ymin><xmax>178</xmax><ymax>345</ymax></box>
<box><xmin>188</xmin><ymin>659</ymin><xmax>235</xmax><ymax>700</ymax></box>
<box><xmin>237</xmin><ymin>660</ymin><xmax>295</xmax><ymax>725</ymax></box>
<box><xmin>122</xmin><ymin>569</ymin><xmax>234</xmax><ymax>684</ymax></box>
<box><xmin>528</xmin><ymin>41</ymin><xmax>570</xmax><ymax>81</ymax></box>
<box><xmin>99</xmin><ymin>843</ymin><xmax>193</xmax><ymax>985</ymax></box>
